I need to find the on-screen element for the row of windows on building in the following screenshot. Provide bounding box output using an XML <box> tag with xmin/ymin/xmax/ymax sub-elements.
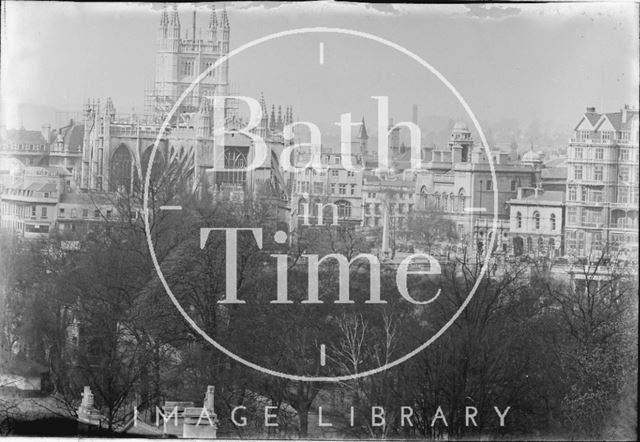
<box><xmin>296</xmin><ymin>199</ymin><xmax>353</xmax><ymax>218</ymax></box>
<box><xmin>363</xmin><ymin>215</ymin><xmax>408</xmax><ymax>229</ymax></box>
<box><xmin>574</xmin><ymin>131</ymin><xmax>632</xmax><ymax>144</ymax></box>
<box><xmin>363</xmin><ymin>202</ymin><xmax>413</xmax><ymax>215</ymax></box>
<box><xmin>0</xmin><ymin>143</ymin><xmax>46</xmax><ymax>151</ymax></box>
<box><xmin>567</xmin><ymin>185</ymin><xmax>639</xmax><ymax>204</ymax></box>
<box><xmin>420</xmin><ymin>192</ymin><xmax>467</xmax><ymax>213</ymax></box>
<box><xmin>297</xmin><ymin>181</ymin><xmax>358</xmax><ymax>196</ymax></box>
<box><xmin>570</xmin><ymin>164</ymin><xmax>636</xmax><ymax>181</ymax></box>
<box><xmin>365</xmin><ymin>191</ymin><xmax>413</xmax><ymax>200</ymax></box>
<box><xmin>58</xmin><ymin>207</ymin><xmax>112</xmax><ymax>219</ymax></box>
<box><xmin>0</xmin><ymin>204</ymin><xmax>113</xmax><ymax>220</ymax></box>
<box><xmin>569</xmin><ymin>208</ymin><xmax>639</xmax><ymax>229</ymax></box>
<box><xmin>182</xmin><ymin>60</ymin><xmax>216</xmax><ymax>77</ymax></box>
<box><xmin>301</xmin><ymin>168</ymin><xmax>358</xmax><ymax>178</ymax></box>
<box><xmin>515</xmin><ymin>211</ymin><xmax>557</xmax><ymax>230</ymax></box>
<box><xmin>573</xmin><ymin>146</ymin><xmax>634</xmax><ymax>162</ymax></box>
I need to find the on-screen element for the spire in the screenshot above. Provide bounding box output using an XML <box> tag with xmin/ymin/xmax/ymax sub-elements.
<box><xmin>192</xmin><ymin>7</ymin><xmax>196</xmax><ymax>42</ymax></box>
<box><xmin>209</xmin><ymin>5</ymin><xmax>217</xmax><ymax>29</ymax></box>
<box><xmin>259</xmin><ymin>93</ymin><xmax>268</xmax><ymax>121</ymax></box>
<box><xmin>277</xmin><ymin>105</ymin><xmax>283</xmax><ymax>129</ymax></box>
<box><xmin>221</xmin><ymin>5</ymin><xmax>229</xmax><ymax>28</ymax></box>
<box><xmin>285</xmin><ymin>105</ymin><xmax>291</xmax><ymax>125</ymax></box>
<box><xmin>269</xmin><ymin>105</ymin><xmax>276</xmax><ymax>130</ymax></box>
<box><xmin>359</xmin><ymin>116</ymin><xmax>369</xmax><ymax>140</ymax></box>
<box><xmin>160</xmin><ymin>4</ymin><xmax>169</xmax><ymax>26</ymax></box>
<box><xmin>169</xmin><ymin>4</ymin><xmax>180</xmax><ymax>27</ymax></box>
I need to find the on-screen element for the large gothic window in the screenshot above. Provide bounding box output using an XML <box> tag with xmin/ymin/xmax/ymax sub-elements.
<box><xmin>215</xmin><ymin>147</ymin><xmax>248</xmax><ymax>188</ymax></box>
<box><xmin>110</xmin><ymin>144</ymin><xmax>133</xmax><ymax>193</ymax></box>
<box><xmin>141</xmin><ymin>147</ymin><xmax>165</xmax><ymax>184</ymax></box>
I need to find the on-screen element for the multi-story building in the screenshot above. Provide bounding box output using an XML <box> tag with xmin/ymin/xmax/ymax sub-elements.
<box><xmin>0</xmin><ymin>165</ymin><xmax>117</xmax><ymax>240</ymax></box>
<box><xmin>0</xmin><ymin>126</ymin><xmax>51</xmax><ymax>168</ymax></box>
<box><xmin>0</xmin><ymin>166</ymin><xmax>68</xmax><ymax>239</ymax></box>
<box><xmin>416</xmin><ymin>122</ymin><xmax>539</xmax><ymax>254</ymax></box>
<box><xmin>508</xmin><ymin>187</ymin><xmax>564</xmax><ymax>257</ymax></box>
<box><xmin>564</xmin><ymin>105</ymin><xmax>639</xmax><ymax>258</ymax></box>
<box><xmin>291</xmin><ymin>149</ymin><xmax>364</xmax><ymax>227</ymax></box>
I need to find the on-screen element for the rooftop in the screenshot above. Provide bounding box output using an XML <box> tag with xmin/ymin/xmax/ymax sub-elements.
<box><xmin>59</xmin><ymin>192</ymin><xmax>115</xmax><ymax>206</ymax></box>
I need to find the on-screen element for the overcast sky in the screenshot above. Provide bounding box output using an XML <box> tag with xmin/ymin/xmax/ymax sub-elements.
<box><xmin>1</xmin><ymin>1</ymin><xmax>637</xmax><ymax>138</ymax></box>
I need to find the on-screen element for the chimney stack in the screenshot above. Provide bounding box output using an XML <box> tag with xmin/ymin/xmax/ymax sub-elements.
<box><xmin>586</xmin><ymin>106</ymin><xmax>596</xmax><ymax>113</ymax></box>
<box><xmin>622</xmin><ymin>104</ymin><xmax>629</xmax><ymax>124</ymax></box>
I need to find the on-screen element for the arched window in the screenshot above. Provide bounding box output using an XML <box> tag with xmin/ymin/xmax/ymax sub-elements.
<box><xmin>533</xmin><ymin>211</ymin><xmax>540</xmax><ymax>229</ymax></box>
<box><xmin>109</xmin><ymin>144</ymin><xmax>133</xmax><ymax>193</ymax></box>
<box><xmin>336</xmin><ymin>200</ymin><xmax>352</xmax><ymax>218</ymax></box>
<box><xmin>550</xmin><ymin>213</ymin><xmax>556</xmax><ymax>230</ymax></box>
<box><xmin>458</xmin><ymin>188</ymin><xmax>466</xmax><ymax>212</ymax></box>
<box><xmin>449</xmin><ymin>193</ymin><xmax>455</xmax><ymax>212</ymax></box>
<box><xmin>216</xmin><ymin>148</ymin><xmax>247</xmax><ymax>187</ymax></box>
<box><xmin>434</xmin><ymin>192</ymin><xmax>441</xmax><ymax>210</ymax></box>
<box><xmin>442</xmin><ymin>193</ymin><xmax>448</xmax><ymax>212</ymax></box>
<box><xmin>298</xmin><ymin>198</ymin><xmax>307</xmax><ymax>215</ymax></box>
<box><xmin>312</xmin><ymin>198</ymin><xmax>321</xmax><ymax>217</ymax></box>
<box><xmin>537</xmin><ymin>237</ymin><xmax>544</xmax><ymax>252</ymax></box>
<box><xmin>516</xmin><ymin>212</ymin><xmax>522</xmax><ymax>228</ymax></box>
<box><xmin>526</xmin><ymin>237</ymin><xmax>533</xmax><ymax>253</ymax></box>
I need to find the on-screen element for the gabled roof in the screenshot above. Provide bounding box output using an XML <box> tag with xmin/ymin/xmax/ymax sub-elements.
<box><xmin>584</xmin><ymin>112</ymin><xmax>601</xmax><ymax>126</ymax></box>
<box><xmin>595</xmin><ymin>110</ymin><xmax>638</xmax><ymax>132</ymax></box>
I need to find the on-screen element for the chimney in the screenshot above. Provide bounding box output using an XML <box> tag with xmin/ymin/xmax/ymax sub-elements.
<box><xmin>586</xmin><ymin>106</ymin><xmax>596</xmax><ymax>113</ymax></box>
<box><xmin>622</xmin><ymin>104</ymin><xmax>629</xmax><ymax>124</ymax></box>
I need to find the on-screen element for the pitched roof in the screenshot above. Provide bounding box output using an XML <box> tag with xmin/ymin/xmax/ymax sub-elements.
<box><xmin>59</xmin><ymin>192</ymin><xmax>115</xmax><ymax>205</ymax></box>
<box><xmin>516</xmin><ymin>190</ymin><xmax>564</xmax><ymax>203</ymax></box>
<box><xmin>597</xmin><ymin>109</ymin><xmax>638</xmax><ymax>131</ymax></box>
<box><xmin>57</xmin><ymin>122</ymin><xmax>84</xmax><ymax>152</ymax></box>
<box><xmin>38</xmin><ymin>183</ymin><xmax>58</xmax><ymax>193</ymax></box>
<box><xmin>544</xmin><ymin>156</ymin><xmax>567</xmax><ymax>168</ymax></box>
<box><xmin>1</xmin><ymin>128</ymin><xmax>47</xmax><ymax>145</ymax></box>
<box><xmin>584</xmin><ymin>112</ymin><xmax>601</xmax><ymax>126</ymax></box>
<box><xmin>541</xmin><ymin>167</ymin><xmax>567</xmax><ymax>180</ymax></box>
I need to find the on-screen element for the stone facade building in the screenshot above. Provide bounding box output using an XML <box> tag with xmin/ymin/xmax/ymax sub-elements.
<box><xmin>564</xmin><ymin>105</ymin><xmax>639</xmax><ymax>258</ymax></box>
<box><xmin>416</xmin><ymin>122</ymin><xmax>539</xmax><ymax>254</ymax></box>
<box><xmin>508</xmin><ymin>187</ymin><xmax>564</xmax><ymax>257</ymax></box>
